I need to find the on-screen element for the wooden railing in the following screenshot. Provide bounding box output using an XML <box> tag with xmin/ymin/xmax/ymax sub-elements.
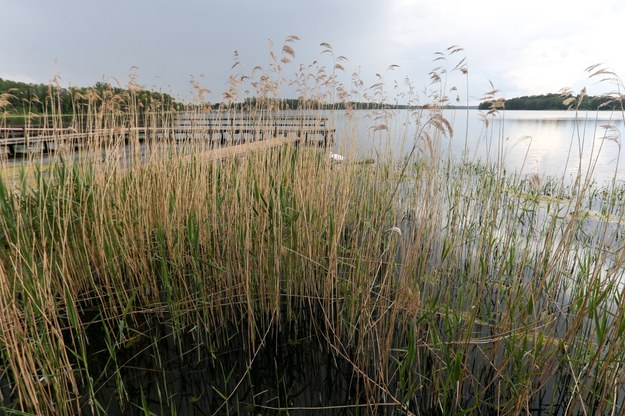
<box><xmin>0</xmin><ymin>115</ymin><xmax>335</xmax><ymax>157</ymax></box>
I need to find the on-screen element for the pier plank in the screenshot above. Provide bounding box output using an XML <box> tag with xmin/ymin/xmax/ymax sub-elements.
<box><xmin>0</xmin><ymin>114</ymin><xmax>335</xmax><ymax>157</ymax></box>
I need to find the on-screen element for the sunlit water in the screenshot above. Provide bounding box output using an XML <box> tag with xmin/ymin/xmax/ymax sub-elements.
<box><xmin>331</xmin><ymin>109</ymin><xmax>625</xmax><ymax>185</ymax></box>
<box><xmin>7</xmin><ymin>109</ymin><xmax>625</xmax><ymax>186</ymax></box>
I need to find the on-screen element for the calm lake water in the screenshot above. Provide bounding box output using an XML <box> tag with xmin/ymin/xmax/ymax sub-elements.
<box><xmin>333</xmin><ymin>109</ymin><xmax>625</xmax><ymax>186</ymax></box>
<box><xmin>8</xmin><ymin>109</ymin><xmax>625</xmax><ymax>187</ymax></box>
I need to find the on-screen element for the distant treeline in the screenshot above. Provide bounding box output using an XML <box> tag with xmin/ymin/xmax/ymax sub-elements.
<box><xmin>0</xmin><ymin>79</ymin><xmax>422</xmax><ymax>117</ymax></box>
<box><xmin>218</xmin><ymin>97</ymin><xmax>422</xmax><ymax>111</ymax></box>
<box><xmin>479</xmin><ymin>93</ymin><xmax>625</xmax><ymax>111</ymax></box>
<box><xmin>0</xmin><ymin>78</ymin><xmax>184</xmax><ymax>116</ymax></box>
<box><xmin>0</xmin><ymin>77</ymin><xmax>472</xmax><ymax>124</ymax></box>
<box><xmin>222</xmin><ymin>97</ymin><xmax>477</xmax><ymax>111</ymax></box>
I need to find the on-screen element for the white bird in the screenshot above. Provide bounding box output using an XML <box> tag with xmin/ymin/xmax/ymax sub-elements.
<box><xmin>329</xmin><ymin>153</ymin><xmax>345</xmax><ymax>163</ymax></box>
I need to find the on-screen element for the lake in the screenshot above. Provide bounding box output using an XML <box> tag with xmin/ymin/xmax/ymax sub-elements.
<box><xmin>332</xmin><ymin>109</ymin><xmax>625</xmax><ymax>185</ymax></box>
<box><xmin>7</xmin><ymin>109</ymin><xmax>624</xmax><ymax>187</ymax></box>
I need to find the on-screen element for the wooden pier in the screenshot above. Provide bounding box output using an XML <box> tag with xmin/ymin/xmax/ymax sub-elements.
<box><xmin>0</xmin><ymin>115</ymin><xmax>335</xmax><ymax>158</ymax></box>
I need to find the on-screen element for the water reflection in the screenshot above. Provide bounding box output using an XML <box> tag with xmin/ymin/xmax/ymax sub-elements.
<box><xmin>81</xmin><ymin>322</ymin><xmax>364</xmax><ymax>415</ymax></box>
<box><xmin>331</xmin><ymin>109</ymin><xmax>625</xmax><ymax>185</ymax></box>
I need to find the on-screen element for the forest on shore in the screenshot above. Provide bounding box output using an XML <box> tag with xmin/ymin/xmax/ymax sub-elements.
<box><xmin>478</xmin><ymin>92</ymin><xmax>625</xmax><ymax>111</ymax></box>
<box><xmin>4</xmin><ymin>77</ymin><xmax>623</xmax><ymax>123</ymax></box>
<box><xmin>0</xmin><ymin>77</ymin><xmax>425</xmax><ymax>126</ymax></box>
<box><xmin>0</xmin><ymin>78</ymin><xmax>183</xmax><ymax>116</ymax></box>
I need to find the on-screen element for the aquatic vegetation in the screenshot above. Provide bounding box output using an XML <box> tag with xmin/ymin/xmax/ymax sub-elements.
<box><xmin>1</xmin><ymin>40</ymin><xmax>625</xmax><ymax>415</ymax></box>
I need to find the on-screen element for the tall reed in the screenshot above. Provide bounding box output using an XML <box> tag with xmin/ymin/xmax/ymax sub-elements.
<box><xmin>0</xmin><ymin>40</ymin><xmax>625</xmax><ymax>415</ymax></box>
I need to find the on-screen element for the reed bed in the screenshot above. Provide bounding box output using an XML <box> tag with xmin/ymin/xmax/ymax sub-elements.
<box><xmin>1</xmin><ymin>41</ymin><xmax>625</xmax><ymax>415</ymax></box>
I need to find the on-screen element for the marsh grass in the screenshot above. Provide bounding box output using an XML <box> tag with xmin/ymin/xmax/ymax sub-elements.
<box><xmin>1</xmin><ymin>40</ymin><xmax>625</xmax><ymax>415</ymax></box>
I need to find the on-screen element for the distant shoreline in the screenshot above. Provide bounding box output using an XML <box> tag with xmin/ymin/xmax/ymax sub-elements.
<box><xmin>479</xmin><ymin>92</ymin><xmax>625</xmax><ymax>111</ymax></box>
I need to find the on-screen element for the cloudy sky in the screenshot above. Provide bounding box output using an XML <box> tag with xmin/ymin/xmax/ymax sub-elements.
<box><xmin>2</xmin><ymin>0</ymin><xmax>624</xmax><ymax>105</ymax></box>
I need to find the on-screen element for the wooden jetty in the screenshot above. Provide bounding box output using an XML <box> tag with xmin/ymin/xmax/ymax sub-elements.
<box><xmin>0</xmin><ymin>114</ymin><xmax>335</xmax><ymax>158</ymax></box>
<box><xmin>193</xmin><ymin>136</ymin><xmax>301</xmax><ymax>162</ymax></box>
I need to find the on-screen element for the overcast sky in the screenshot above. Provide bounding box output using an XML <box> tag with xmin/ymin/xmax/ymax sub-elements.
<box><xmin>2</xmin><ymin>0</ymin><xmax>625</xmax><ymax>105</ymax></box>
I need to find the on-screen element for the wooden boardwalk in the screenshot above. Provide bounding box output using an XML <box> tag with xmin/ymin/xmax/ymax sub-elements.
<box><xmin>194</xmin><ymin>136</ymin><xmax>300</xmax><ymax>161</ymax></box>
<box><xmin>0</xmin><ymin>115</ymin><xmax>335</xmax><ymax>157</ymax></box>
<box><xmin>0</xmin><ymin>133</ymin><xmax>312</xmax><ymax>189</ymax></box>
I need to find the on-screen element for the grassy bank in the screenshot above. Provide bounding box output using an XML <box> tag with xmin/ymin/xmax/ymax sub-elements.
<box><xmin>1</xmin><ymin>42</ymin><xmax>625</xmax><ymax>415</ymax></box>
